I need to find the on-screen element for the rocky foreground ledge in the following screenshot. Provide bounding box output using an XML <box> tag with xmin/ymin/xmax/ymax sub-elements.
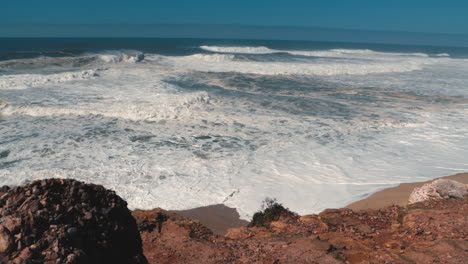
<box><xmin>0</xmin><ymin>179</ymin><xmax>147</xmax><ymax>264</ymax></box>
<box><xmin>0</xmin><ymin>178</ymin><xmax>467</xmax><ymax>264</ymax></box>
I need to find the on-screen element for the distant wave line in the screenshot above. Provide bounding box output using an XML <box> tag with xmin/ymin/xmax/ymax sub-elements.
<box><xmin>199</xmin><ymin>45</ymin><xmax>450</xmax><ymax>58</ymax></box>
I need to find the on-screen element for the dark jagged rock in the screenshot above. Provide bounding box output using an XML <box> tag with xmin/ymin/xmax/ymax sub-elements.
<box><xmin>0</xmin><ymin>178</ymin><xmax>147</xmax><ymax>264</ymax></box>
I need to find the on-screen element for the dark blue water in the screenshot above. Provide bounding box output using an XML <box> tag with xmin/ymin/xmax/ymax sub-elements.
<box><xmin>2</xmin><ymin>38</ymin><xmax>468</xmax><ymax>61</ymax></box>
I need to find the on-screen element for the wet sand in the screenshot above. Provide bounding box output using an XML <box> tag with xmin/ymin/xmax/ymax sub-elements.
<box><xmin>171</xmin><ymin>204</ymin><xmax>249</xmax><ymax>235</ymax></box>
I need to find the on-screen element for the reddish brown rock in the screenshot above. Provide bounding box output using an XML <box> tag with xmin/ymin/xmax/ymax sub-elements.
<box><xmin>0</xmin><ymin>179</ymin><xmax>147</xmax><ymax>264</ymax></box>
<box><xmin>0</xmin><ymin>226</ymin><xmax>14</xmax><ymax>254</ymax></box>
<box><xmin>134</xmin><ymin>198</ymin><xmax>468</xmax><ymax>263</ymax></box>
<box><xmin>2</xmin><ymin>178</ymin><xmax>466</xmax><ymax>263</ymax></box>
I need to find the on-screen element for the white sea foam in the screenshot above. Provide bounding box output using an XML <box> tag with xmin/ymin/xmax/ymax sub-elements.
<box><xmin>2</xmin><ymin>99</ymin><xmax>467</xmax><ymax>218</ymax></box>
<box><xmin>0</xmin><ymin>50</ymin><xmax>143</xmax><ymax>73</ymax></box>
<box><xmin>187</xmin><ymin>53</ymin><xmax>236</xmax><ymax>62</ymax></box>
<box><xmin>1</xmin><ymin>91</ymin><xmax>211</xmax><ymax>121</ymax></box>
<box><xmin>163</xmin><ymin>53</ymin><xmax>430</xmax><ymax>75</ymax></box>
<box><xmin>150</xmin><ymin>46</ymin><xmax>463</xmax><ymax>77</ymax></box>
<box><xmin>0</xmin><ymin>70</ymin><xmax>99</xmax><ymax>90</ymax></box>
<box><xmin>97</xmin><ymin>50</ymin><xmax>145</xmax><ymax>63</ymax></box>
<box><xmin>200</xmin><ymin>45</ymin><xmax>278</xmax><ymax>54</ymax></box>
<box><xmin>200</xmin><ymin>45</ymin><xmax>432</xmax><ymax>58</ymax></box>
<box><xmin>1</xmin><ymin>46</ymin><xmax>467</xmax><ymax>220</ymax></box>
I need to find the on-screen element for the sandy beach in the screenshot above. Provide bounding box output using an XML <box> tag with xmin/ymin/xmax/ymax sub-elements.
<box><xmin>175</xmin><ymin>173</ymin><xmax>468</xmax><ymax>235</ymax></box>
<box><xmin>347</xmin><ymin>172</ymin><xmax>468</xmax><ymax>210</ymax></box>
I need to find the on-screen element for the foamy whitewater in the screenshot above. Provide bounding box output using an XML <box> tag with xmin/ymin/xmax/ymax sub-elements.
<box><xmin>1</xmin><ymin>39</ymin><xmax>468</xmax><ymax>218</ymax></box>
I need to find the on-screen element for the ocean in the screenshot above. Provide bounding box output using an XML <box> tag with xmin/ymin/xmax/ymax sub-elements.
<box><xmin>1</xmin><ymin>38</ymin><xmax>467</xmax><ymax>218</ymax></box>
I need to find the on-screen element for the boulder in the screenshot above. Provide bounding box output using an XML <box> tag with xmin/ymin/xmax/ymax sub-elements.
<box><xmin>409</xmin><ymin>179</ymin><xmax>468</xmax><ymax>204</ymax></box>
<box><xmin>0</xmin><ymin>178</ymin><xmax>147</xmax><ymax>264</ymax></box>
<box><xmin>0</xmin><ymin>226</ymin><xmax>14</xmax><ymax>254</ymax></box>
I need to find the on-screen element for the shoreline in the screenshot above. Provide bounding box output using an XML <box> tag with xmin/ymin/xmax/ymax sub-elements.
<box><xmin>346</xmin><ymin>172</ymin><xmax>468</xmax><ymax>210</ymax></box>
<box><xmin>170</xmin><ymin>172</ymin><xmax>468</xmax><ymax>235</ymax></box>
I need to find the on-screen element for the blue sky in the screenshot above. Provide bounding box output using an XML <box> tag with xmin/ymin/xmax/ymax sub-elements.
<box><xmin>2</xmin><ymin>0</ymin><xmax>468</xmax><ymax>34</ymax></box>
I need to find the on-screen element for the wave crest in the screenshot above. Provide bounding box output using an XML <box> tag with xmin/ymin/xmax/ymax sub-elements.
<box><xmin>186</xmin><ymin>53</ymin><xmax>236</xmax><ymax>62</ymax></box>
<box><xmin>97</xmin><ymin>50</ymin><xmax>145</xmax><ymax>63</ymax></box>
<box><xmin>0</xmin><ymin>50</ymin><xmax>145</xmax><ymax>73</ymax></box>
<box><xmin>167</xmin><ymin>53</ymin><xmax>427</xmax><ymax>75</ymax></box>
<box><xmin>0</xmin><ymin>70</ymin><xmax>99</xmax><ymax>90</ymax></box>
<box><xmin>1</xmin><ymin>92</ymin><xmax>211</xmax><ymax>121</ymax></box>
<box><xmin>200</xmin><ymin>45</ymin><xmax>276</xmax><ymax>54</ymax></box>
<box><xmin>200</xmin><ymin>45</ymin><xmax>433</xmax><ymax>58</ymax></box>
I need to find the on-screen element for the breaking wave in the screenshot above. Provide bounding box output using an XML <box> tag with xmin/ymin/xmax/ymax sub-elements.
<box><xmin>2</xmin><ymin>40</ymin><xmax>468</xmax><ymax>219</ymax></box>
<box><xmin>0</xmin><ymin>50</ymin><xmax>144</xmax><ymax>73</ymax></box>
<box><xmin>0</xmin><ymin>92</ymin><xmax>211</xmax><ymax>121</ymax></box>
<box><xmin>199</xmin><ymin>45</ymin><xmax>436</xmax><ymax>58</ymax></box>
<box><xmin>96</xmin><ymin>50</ymin><xmax>145</xmax><ymax>64</ymax></box>
<box><xmin>167</xmin><ymin>53</ymin><xmax>429</xmax><ymax>75</ymax></box>
<box><xmin>200</xmin><ymin>45</ymin><xmax>278</xmax><ymax>54</ymax></box>
<box><xmin>0</xmin><ymin>70</ymin><xmax>99</xmax><ymax>90</ymax></box>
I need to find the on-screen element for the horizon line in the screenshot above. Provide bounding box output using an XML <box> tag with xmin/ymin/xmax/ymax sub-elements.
<box><xmin>2</xmin><ymin>24</ymin><xmax>468</xmax><ymax>48</ymax></box>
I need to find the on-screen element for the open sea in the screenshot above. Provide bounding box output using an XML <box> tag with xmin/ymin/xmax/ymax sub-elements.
<box><xmin>1</xmin><ymin>38</ymin><xmax>467</xmax><ymax>218</ymax></box>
